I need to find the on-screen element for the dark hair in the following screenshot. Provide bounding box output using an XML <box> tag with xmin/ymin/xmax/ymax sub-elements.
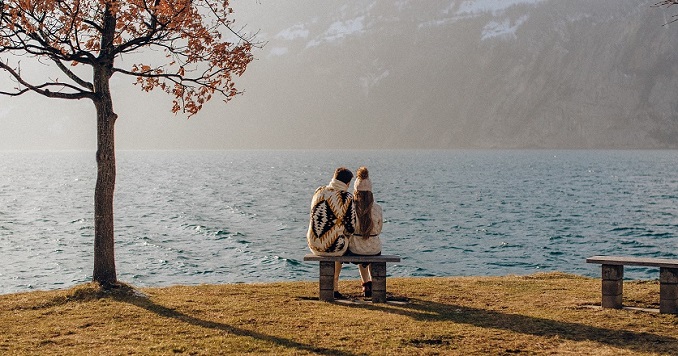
<box><xmin>334</xmin><ymin>167</ymin><xmax>353</xmax><ymax>184</ymax></box>
<box><xmin>354</xmin><ymin>190</ymin><xmax>374</xmax><ymax>238</ymax></box>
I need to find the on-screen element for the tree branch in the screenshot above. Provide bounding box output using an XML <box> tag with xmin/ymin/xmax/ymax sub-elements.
<box><xmin>0</xmin><ymin>60</ymin><xmax>94</xmax><ymax>99</ymax></box>
<box><xmin>52</xmin><ymin>57</ymin><xmax>94</xmax><ymax>90</ymax></box>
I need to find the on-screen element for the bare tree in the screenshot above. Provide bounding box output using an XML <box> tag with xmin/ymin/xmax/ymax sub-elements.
<box><xmin>0</xmin><ymin>0</ymin><xmax>257</xmax><ymax>287</ymax></box>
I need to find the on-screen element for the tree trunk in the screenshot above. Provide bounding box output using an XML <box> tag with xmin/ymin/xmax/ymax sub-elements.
<box><xmin>92</xmin><ymin>4</ymin><xmax>119</xmax><ymax>287</ymax></box>
<box><xmin>92</xmin><ymin>62</ymin><xmax>118</xmax><ymax>287</ymax></box>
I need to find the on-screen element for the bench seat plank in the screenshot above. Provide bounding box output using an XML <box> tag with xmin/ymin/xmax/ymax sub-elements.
<box><xmin>303</xmin><ymin>254</ymin><xmax>401</xmax><ymax>263</ymax></box>
<box><xmin>586</xmin><ymin>255</ymin><xmax>678</xmax><ymax>268</ymax></box>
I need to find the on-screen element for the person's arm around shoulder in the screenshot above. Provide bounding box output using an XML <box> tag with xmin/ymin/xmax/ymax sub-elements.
<box><xmin>344</xmin><ymin>194</ymin><xmax>356</xmax><ymax>235</ymax></box>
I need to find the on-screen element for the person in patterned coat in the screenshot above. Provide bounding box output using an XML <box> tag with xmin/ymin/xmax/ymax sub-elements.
<box><xmin>307</xmin><ymin>167</ymin><xmax>356</xmax><ymax>298</ymax></box>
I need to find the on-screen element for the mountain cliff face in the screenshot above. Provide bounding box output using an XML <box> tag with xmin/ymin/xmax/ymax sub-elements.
<box><xmin>232</xmin><ymin>0</ymin><xmax>678</xmax><ymax>149</ymax></box>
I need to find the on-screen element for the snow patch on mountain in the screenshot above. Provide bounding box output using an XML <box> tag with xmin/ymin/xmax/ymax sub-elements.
<box><xmin>457</xmin><ymin>0</ymin><xmax>547</xmax><ymax>16</ymax></box>
<box><xmin>454</xmin><ymin>1</ymin><xmax>545</xmax><ymax>41</ymax></box>
<box><xmin>306</xmin><ymin>16</ymin><xmax>366</xmax><ymax>48</ymax></box>
<box><xmin>276</xmin><ymin>24</ymin><xmax>310</xmax><ymax>41</ymax></box>
<box><xmin>481</xmin><ymin>15</ymin><xmax>529</xmax><ymax>40</ymax></box>
<box><xmin>268</xmin><ymin>47</ymin><xmax>289</xmax><ymax>57</ymax></box>
<box><xmin>420</xmin><ymin>0</ymin><xmax>545</xmax><ymax>30</ymax></box>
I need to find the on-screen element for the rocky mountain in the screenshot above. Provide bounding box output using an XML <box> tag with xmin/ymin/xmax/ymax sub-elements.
<box><xmin>226</xmin><ymin>0</ymin><xmax>678</xmax><ymax>149</ymax></box>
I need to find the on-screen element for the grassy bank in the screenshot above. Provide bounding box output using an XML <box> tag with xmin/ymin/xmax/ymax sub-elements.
<box><xmin>0</xmin><ymin>273</ymin><xmax>676</xmax><ymax>355</ymax></box>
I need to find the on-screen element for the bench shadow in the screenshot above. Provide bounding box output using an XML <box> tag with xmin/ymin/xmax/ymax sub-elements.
<box><xmin>117</xmin><ymin>293</ymin><xmax>361</xmax><ymax>356</ymax></box>
<box><xmin>337</xmin><ymin>297</ymin><xmax>678</xmax><ymax>354</ymax></box>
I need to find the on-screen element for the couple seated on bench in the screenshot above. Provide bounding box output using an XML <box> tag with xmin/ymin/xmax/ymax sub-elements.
<box><xmin>307</xmin><ymin>166</ymin><xmax>383</xmax><ymax>299</ymax></box>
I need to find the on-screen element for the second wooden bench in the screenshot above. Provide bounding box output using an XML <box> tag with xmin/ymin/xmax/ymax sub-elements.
<box><xmin>586</xmin><ymin>255</ymin><xmax>678</xmax><ymax>314</ymax></box>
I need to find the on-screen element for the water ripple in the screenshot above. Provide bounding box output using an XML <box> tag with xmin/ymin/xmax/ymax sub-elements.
<box><xmin>1</xmin><ymin>150</ymin><xmax>678</xmax><ymax>294</ymax></box>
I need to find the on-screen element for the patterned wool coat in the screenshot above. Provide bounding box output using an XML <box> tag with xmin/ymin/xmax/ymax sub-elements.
<box><xmin>306</xmin><ymin>179</ymin><xmax>356</xmax><ymax>256</ymax></box>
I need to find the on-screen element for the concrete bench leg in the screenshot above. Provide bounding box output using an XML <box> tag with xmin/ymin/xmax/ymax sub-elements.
<box><xmin>660</xmin><ymin>267</ymin><xmax>678</xmax><ymax>314</ymax></box>
<box><xmin>319</xmin><ymin>261</ymin><xmax>335</xmax><ymax>302</ymax></box>
<box><xmin>601</xmin><ymin>264</ymin><xmax>623</xmax><ymax>309</ymax></box>
<box><xmin>371</xmin><ymin>262</ymin><xmax>387</xmax><ymax>303</ymax></box>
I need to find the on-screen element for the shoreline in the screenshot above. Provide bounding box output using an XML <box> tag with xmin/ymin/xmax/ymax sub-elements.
<box><xmin>1</xmin><ymin>272</ymin><xmax>676</xmax><ymax>355</ymax></box>
<box><xmin>0</xmin><ymin>269</ymin><xmax>661</xmax><ymax>298</ymax></box>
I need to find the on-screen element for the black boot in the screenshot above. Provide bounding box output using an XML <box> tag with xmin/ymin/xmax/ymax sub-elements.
<box><xmin>362</xmin><ymin>281</ymin><xmax>372</xmax><ymax>298</ymax></box>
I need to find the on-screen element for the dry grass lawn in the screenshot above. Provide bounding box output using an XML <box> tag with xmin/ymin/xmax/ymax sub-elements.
<box><xmin>0</xmin><ymin>273</ymin><xmax>676</xmax><ymax>355</ymax></box>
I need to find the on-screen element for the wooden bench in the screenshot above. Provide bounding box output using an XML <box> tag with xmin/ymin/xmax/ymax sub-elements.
<box><xmin>303</xmin><ymin>254</ymin><xmax>401</xmax><ymax>303</ymax></box>
<box><xmin>586</xmin><ymin>255</ymin><xmax>678</xmax><ymax>314</ymax></box>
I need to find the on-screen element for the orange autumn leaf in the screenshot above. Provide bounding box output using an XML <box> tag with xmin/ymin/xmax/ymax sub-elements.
<box><xmin>1</xmin><ymin>0</ymin><xmax>257</xmax><ymax>116</ymax></box>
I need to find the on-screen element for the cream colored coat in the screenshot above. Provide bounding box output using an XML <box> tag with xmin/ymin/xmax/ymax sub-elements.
<box><xmin>348</xmin><ymin>202</ymin><xmax>382</xmax><ymax>255</ymax></box>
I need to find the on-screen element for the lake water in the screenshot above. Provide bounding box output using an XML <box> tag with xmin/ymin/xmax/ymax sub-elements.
<box><xmin>1</xmin><ymin>150</ymin><xmax>677</xmax><ymax>295</ymax></box>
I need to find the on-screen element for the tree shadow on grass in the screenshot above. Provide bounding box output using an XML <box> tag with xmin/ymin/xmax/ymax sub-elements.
<box><xmin>32</xmin><ymin>284</ymin><xmax>360</xmax><ymax>355</ymax></box>
<box><xmin>339</xmin><ymin>297</ymin><xmax>678</xmax><ymax>354</ymax></box>
<box><xmin>115</xmin><ymin>293</ymin><xmax>361</xmax><ymax>356</ymax></box>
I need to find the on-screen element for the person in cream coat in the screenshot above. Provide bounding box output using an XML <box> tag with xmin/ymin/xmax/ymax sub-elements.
<box><xmin>348</xmin><ymin>166</ymin><xmax>382</xmax><ymax>298</ymax></box>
